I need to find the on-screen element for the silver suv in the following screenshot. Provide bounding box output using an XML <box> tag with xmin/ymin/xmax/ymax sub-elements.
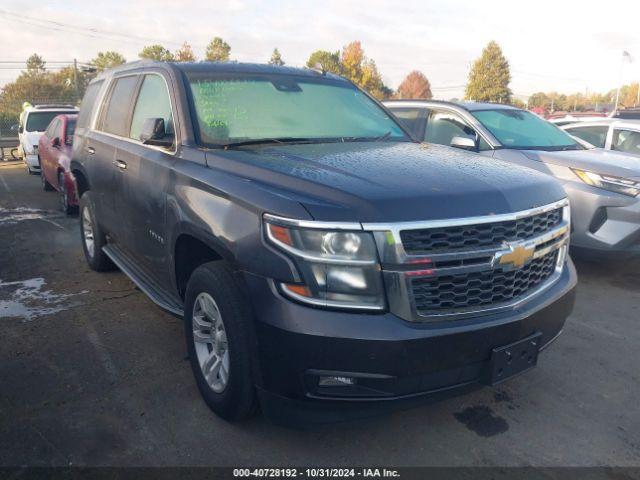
<box><xmin>385</xmin><ymin>100</ymin><xmax>640</xmax><ymax>256</ymax></box>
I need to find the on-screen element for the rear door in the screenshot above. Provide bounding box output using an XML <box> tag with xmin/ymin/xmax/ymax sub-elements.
<box><xmin>115</xmin><ymin>72</ymin><xmax>177</xmax><ymax>282</ymax></box>
<box><xmin>88</xmin><ymin>75</ymin><xmax>140</xmax><ymax>242</ymax></box>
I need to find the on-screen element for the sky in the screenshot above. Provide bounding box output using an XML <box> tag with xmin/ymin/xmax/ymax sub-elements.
<box><xmin>1</xmin><ymin>0</ymin><xmax>639</xmax><ymax>100</ymax></box>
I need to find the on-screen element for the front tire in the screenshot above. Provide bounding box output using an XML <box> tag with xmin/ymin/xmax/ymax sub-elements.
<box><xmin>184</xmin><ymin>261</ymin><xmax>257</xmax><ymax>421</ymax></box>
<box><xmin>79</xmin><ymin>191</ymin><xmax>114</xmax><ymax>271</ymax></box>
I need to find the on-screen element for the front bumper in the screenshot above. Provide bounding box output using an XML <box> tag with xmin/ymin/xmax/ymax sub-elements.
<box><xmin>566</xmin><ymin>180</ymin><xmax>640</xmax><ymax>255</ymax></box>
<box><xmin>243</xmin><ymin>259</ymin><xmax>577</xmax><ymax>423</ymax></box>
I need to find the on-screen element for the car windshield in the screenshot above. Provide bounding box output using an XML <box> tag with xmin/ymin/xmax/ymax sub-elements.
<box><xmin>471</xmin><ymin>109</ymin><xmax>582</xmax><ymax>151</ymax></box>
<box><xmin>25</xmin><ymin>111</ymin><xmax>67</xmax><ymax>132</ymax></box>
<box><xmin>185</xmin><ymin>73</ymin><xmax>408</xmax><ymax>147</ymax></box>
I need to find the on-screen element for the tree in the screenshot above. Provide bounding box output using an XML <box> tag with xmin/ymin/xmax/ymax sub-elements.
<box><xmin>0</xmin><ymin>57</ymin><xmax>76</xmax><ymax>119</ymax></box>
<box><xmin>205</xmin><ymin>37</ymin><xmax>230</xmax><ymax>62</ymax></box>
<box><xmin>465</xmin><ymin>41</ymin><xmax>511</xmax><ymax>103</ymax></box>
<box><xmin>528</xmin><ymin>92</ymin><xmax>549</xmax><ymax>109</ymax></box>
<box><xmin>396</xmin><ymin>71</ymin><xmax>432</xmax><ymax>99</ymax></box>
<box><xmin>25</xmin><ymin>54</ymin><xmax>46</xmax><ymax>76</ymax></box>
<box><xmin>340</xmin><ymin>41</ymin><xmax>390</xmax><ymax>99</ymax></box>
<box><xmin>269</xmin><ymin>48</ymin><xmax>284</xmax><ymax>66</ymax></box>
<box><xmin>306</xmin><ymin>50</ymin><xmax>342</xmax><ymax>75</ymax></box>
<box><xmin>91</xmin><ymin>51</ymin><xmax>126</xmax><ymax>72</ymax></box>
<box><xmin>139</xmin><ymin>44</ymin><xmax>174</xmax><ymax>62</ymax></box>
<box><xmin>174</xmin><ymin>42</ymin><xmax>196</xmax><ymax>62</ymax></box>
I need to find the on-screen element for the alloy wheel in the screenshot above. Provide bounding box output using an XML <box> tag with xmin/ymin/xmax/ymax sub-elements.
<box><xmin>82</xmin><ymin>205</ymin><xmax>95</xmax><ymax>258</ymax></box>
<box><xmin>192</xmin><ymin>292</ymin><xmax>230</xmax><ymax>393</ymax></box>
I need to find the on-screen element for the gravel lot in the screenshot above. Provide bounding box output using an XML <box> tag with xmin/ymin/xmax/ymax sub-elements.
<box><xmin>1</xmin><ymin>162</ymin><xmax>639</xmax><ymax>467</ymax></box>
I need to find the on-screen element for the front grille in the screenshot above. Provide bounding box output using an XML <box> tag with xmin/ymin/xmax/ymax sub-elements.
<box><xmin>401</xmin><ymin>208</ymin><xmax>562</xmax><ymax>254</ymax></box>
<box><xmin>411</xmin><ymin>250</ymin><xmax>558</xmax><ymax>315</ymax></box>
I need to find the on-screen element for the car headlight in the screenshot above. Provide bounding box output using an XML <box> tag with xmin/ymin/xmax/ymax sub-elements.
<box><xmin>264</xmin><ymin>214</ymin><xmax>385</xmax><ymax>310</ymax></box>
<box><xmin>572</xmin><ymin>169</ymin><xmax>640</xmax><ymax>197</ymax></box>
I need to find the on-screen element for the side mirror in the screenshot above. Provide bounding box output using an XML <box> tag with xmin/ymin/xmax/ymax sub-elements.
<box><xmin>140</xmin><ymin>118</ymin><xmax>173</xmax><ymax>147</ymax></box>
<box><xmin>52</xmin><ymin>137</ymin><xmax>61</xmax><ymax>148</ymax></box>
<box><xmin>18</xmin><ymin>125</ymin><xmax>24</xmax><ymax>134</ymax></box>
<box><xmin>450</xmin><ymin>135</ymin><xmax>478</xmax><ymax>152</ymax></box>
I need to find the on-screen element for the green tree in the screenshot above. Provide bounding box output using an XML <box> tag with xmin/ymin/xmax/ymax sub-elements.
<box><xmin>269</xmin><ymin>48</ymin><xmax>285</xmax><ymax>66</ymax></box>
<box><xmin>205</xmin><ymin>37</ymin><xmax>231</xmax><ymax>62</ymax></box>
<box><xmin>528</xmin><ymin>92</ymin><xmax>549</xmax><ymax>109</ymax></box>
<box><xmin>25</xmin><ymin>54</ymin><xmax>46</xmax><ymax>76</ymax></box>
<box><xmin>0</xmin><ymin>58</ymin><xmax>75</xmax><ymax>119</ymax></box>
<box><xmin>306</xmin><ymin>50</ymin><xmax>342</xmax><ymax>75</ymax></box>
<box><xmin>174</xmin><ymin>42</ymin><xmax>196</xmax><ymax>62</ymax></box>
<box><xmin>139</xmin><ymin>44</ymin><xmax>174</xmax><ymax>62</ymax></box>
<box><xmin>465</xmin><ymin>41</ymin><xmax>511</xmax><ymax>103</ymax></box>
<box><xmin>91</xmin><ymin>51</ymin><xmax>126</xmax><ymax>72</ymax></box>
<box><xmin>396</xmin><ymin>71</ymin><xmax>432</xmax><ymax>99</ymax></box>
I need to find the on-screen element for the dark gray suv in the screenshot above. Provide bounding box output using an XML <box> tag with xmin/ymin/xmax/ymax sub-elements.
<box><xmin>71</xmin><ymin>61</ymin><xmax>576</xmax><ymax>423</ymax></box>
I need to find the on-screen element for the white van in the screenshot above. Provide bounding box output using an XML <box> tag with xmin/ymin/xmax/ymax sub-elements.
<box><xmin>19</xmin><ymin>104</ymin><xmax>78</xmax><ymax>174</ymax></box>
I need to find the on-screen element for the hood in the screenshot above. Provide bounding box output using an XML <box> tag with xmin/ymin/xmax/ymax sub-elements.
<box><xmin>521</xmin><ymin>148</ymin><xmax>640</xmax><ymax>181</ymax></box>
<box><xmin>206</xmin><ymin>142</ymin><xmax>566</xmax><ymax>223</ymax></box>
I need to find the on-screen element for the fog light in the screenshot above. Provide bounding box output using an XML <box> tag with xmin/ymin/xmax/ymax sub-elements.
<box><xmin>318</xmin><ymin>376</ymin><xmax>355</xmax><ymax>387</ymax></box>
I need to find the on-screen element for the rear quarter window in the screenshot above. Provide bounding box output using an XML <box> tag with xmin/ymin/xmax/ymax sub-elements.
<box><xmin>77</xmin><ymin>80</ymin><xmax>104</xmax><ymax>129</ymax></box>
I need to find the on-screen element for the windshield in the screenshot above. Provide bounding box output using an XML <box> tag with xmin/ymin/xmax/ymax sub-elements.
<box><xmin>472</xmin><ymin>109</ymin><xmax>581</xmax><ymax>150</ymax></box>
<box><xmin>25</xmin><ymin>111</ymin><xmax>70</xmax><ymax>132</ymax></box>
<box><xmin>186</xmin><ymin>74</ymin><xmax>408</xmax><ymax>146</ymax></box>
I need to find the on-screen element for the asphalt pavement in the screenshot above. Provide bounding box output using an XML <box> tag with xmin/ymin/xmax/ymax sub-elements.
<box><xmin>1</xmin><ymin>162</ymin><xmax>639</xmax><ymax>467</ymax></box>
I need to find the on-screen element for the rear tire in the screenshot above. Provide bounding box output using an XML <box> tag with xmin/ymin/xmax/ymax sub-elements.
<box><xmin>184</xmin><ymin>261</ymin><xmax>257</xmax><ymax>421</ymax></box>
<box><xmin>79</xmin><ymin>191</ymin><xmax>115</xmax><ymax>272</ymax></box>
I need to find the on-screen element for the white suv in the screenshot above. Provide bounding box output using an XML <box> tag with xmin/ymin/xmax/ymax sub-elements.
<box><xmin>19</xmin><ymin>104</ymin><xmax>78</xmax><ymax>174</ymax></box>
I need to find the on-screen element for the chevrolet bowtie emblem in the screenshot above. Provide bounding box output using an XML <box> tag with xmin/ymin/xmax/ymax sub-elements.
<box><xmin>497</xmin><ymin>244</ymin><xmax>535</xmax><ymax>269</ymax></box>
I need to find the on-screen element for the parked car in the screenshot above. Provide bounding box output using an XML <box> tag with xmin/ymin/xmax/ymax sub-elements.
<box><xmin>38</xmin><ymin>113</ymin><xmax>79</xmax><ymax>214</ymax></box>
<box><xmin>71</xmin><ymin>62</ymin><xmax>576</xmax><ymax>423</ymax></box>
<box><xmin>385</xmin><ymin>100</ymin><xmax>640</xmax><ymax>256</ymax></box>
<box><xmin>19</xmin><ymin>104</ymin><xmax>79</xmax><ymax>174</ymax></box>
<box><xmin>548</xmin><ymin>112</ymin><xmax>607</xmax><ymax>127</ymax></box>
<box><xmin>562</xmin><ymin>120</ymin><xmax>640</xmax><ymax>158</ymax></box>
<box><xmin>611</xmin><ymin>108</ymin><xmax>640</xmax><ymax>120</ymax></box>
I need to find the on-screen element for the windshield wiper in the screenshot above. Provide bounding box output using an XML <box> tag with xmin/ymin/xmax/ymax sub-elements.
<box><xmin>221</xmin><ymin>137</ymin><xmax>316</xmax><ymax>148</ymax></box>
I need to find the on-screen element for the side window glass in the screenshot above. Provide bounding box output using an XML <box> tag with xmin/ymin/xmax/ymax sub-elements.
<box><xmin>613</xmin><ymin>129</ymin><xmax>640</xmax><ymax>155</ymax></box>
<box><xmin>65</xmin><ymin>120</ymin><xmax>76</xmax><ymax>145</ymax></box>
<box><xmin>53</xmin><ymin>119</ymin><xmax>63</xmax><ymax>139</ymax></box>
<box><xmin>77</xmin><ymin>81</ymin><xmax>104</xmax><ymax>129</ymax></box>
<box><xmin>101</xmin><ymin>76</ymin><xmax>139</xmax><ymax>137</ymax></box>
<box><xmin>129</xmin><ymin>74</ymin><xmax>174</xmax><ymax>142</ymax></box>
<box><xmin>389</xmin><ymin>108</ymin><xmax>423</xmax><ymax>137</ymax></box>
<box><xmin>425</xmin><ymin>110</ymin><xmax>476</xmax><ymax>146</ymax></box>
<box><xmin>566</xmin><ymin>126</ymin><xmax>608</xmax><ymax>148</ymax></box>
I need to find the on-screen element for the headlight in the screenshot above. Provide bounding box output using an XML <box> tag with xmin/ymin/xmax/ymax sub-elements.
<box><xmin>573</xmin><ymin>169</ymin><xmax>640</xmax><ymax>197</ymax></box>
<box><xmin>264</xmin><ymin>214</ymin><xmax>385</xmax><ymax>310</ymax></box>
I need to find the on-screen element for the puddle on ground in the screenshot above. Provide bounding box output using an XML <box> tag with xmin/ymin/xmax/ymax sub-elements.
<box><xmin>0</xmin><ymin>206</ymin><xmax>64</xmax><ymax>226</ymax></box>
<box><xmin>454</xmin><ymin>405</ymin><xmax>509</xmax><ymax>437</ymax></box>
<box><xmin>0</xmin><ymin>278</ymin><xmax>87</xmax><ymax>320</ymax></box>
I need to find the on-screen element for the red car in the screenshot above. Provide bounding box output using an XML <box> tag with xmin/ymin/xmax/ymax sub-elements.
<box><xmin>38</xmin><ymin>114</ymin><xmax>79</xmax><ymax>214</ymax></box>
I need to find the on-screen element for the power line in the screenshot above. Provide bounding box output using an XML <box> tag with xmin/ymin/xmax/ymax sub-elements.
<box><xmin>0</xmin><ymin>8</ymin><xmax>201</xmax><ymax>48</ymax></box>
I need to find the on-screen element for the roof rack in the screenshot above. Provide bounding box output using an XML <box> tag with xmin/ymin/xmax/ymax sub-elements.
<box><xmin>33</xmin><ymin>104</ymin><xmax>77</xmax><ymax>110</ymax></box>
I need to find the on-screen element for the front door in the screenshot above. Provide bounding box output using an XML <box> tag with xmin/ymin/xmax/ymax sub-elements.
<box><xmin>115</xmin><ymin>73</ymin><xmax>177</xmax><ymax>283</ymax></box>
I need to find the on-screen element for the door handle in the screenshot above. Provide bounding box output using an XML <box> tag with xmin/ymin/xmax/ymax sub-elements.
<box><xmin>86</xmin><ymin>146</ymin><xmax>95</xmax><ymax>155</ymax></box>
<box><xmin>114</xmin><ymin>159</ymin><xmax>127</xmax><ymax>170</ymax></box>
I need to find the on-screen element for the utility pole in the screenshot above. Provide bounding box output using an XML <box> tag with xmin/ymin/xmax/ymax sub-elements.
<box><xmin>73</xmin><ymin>58</ymin><xmax>79</xmax><ymax>104</ymax></box>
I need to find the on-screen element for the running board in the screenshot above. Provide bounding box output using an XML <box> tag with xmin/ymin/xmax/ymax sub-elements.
<box><xmin>102</xmin><ymin>244</ymin><xmax>184</xmax><ymax>317</ymax></box>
